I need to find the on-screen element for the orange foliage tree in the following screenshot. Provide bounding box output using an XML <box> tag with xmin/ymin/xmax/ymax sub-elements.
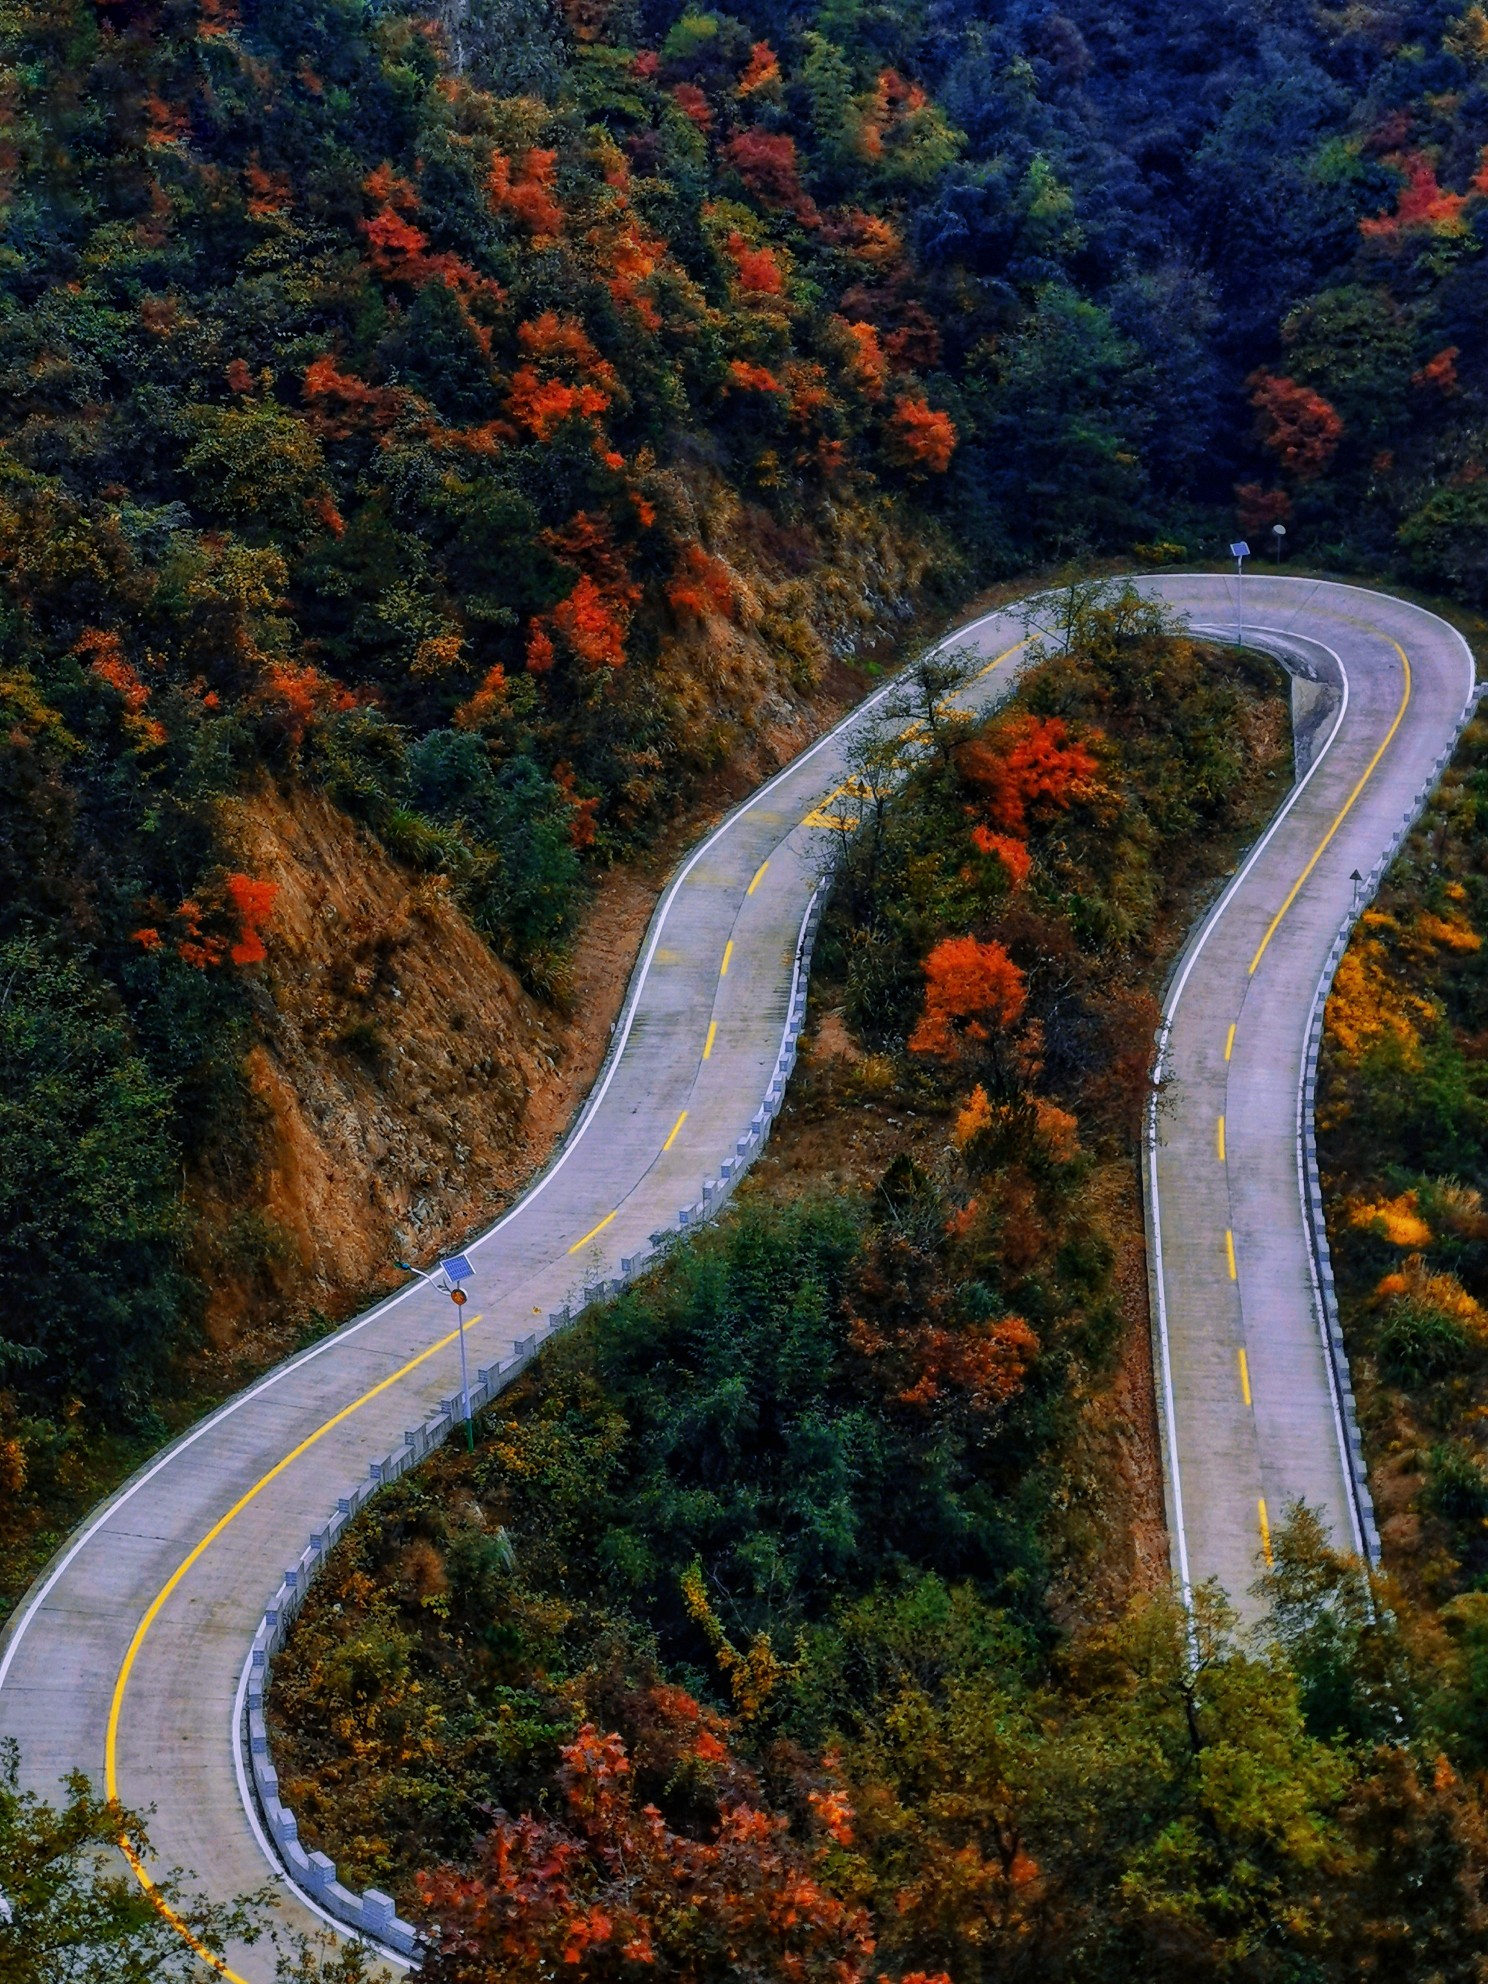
<box><xmin>838</xmin><ymin>318</ymin><xmax>889</xmax><ymax>400</ymax></box>
<box><xmin>970</xmin><ymin>826</ymin><xmax>1031</xmax><ymax>887</ymax></box>
<box><xmin>726</xmin><ymin>358</ymin><xmax>782</xmax><ymax>394</ymax></box>
<box><xmin>887</xmin><ymin>395</ymin><xmax>956</xmax><ymax>473</ymax></box>
<box><xmin>724</xmin><ymin>229</ymin><xmax>786</xmax><ymax>295</ymax></box>
<box><xmin>487</xmin><ymin>147</ymin><xmax>563</xmax><ymax>235</ymax></box>
<box><xmin>909</xmin><ymin>935</ymin><xmax>1026</xmax><ymax>1059</ymax></box>
<box><xmin>508</xmin><ymin>312</ymin><xmax>617</xmax><ymax>439</ymax></box>
<box><xmin>1248</xmin><ymin>371</ymin><xmax>1344</xmax><ymax>480</ymax></box>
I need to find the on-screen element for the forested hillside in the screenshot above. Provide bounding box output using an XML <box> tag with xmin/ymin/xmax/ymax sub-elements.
<box><xmin>3</xmin><ymin>0</ymin><xmax>1488</xmax><ymax>1582</ymax></box>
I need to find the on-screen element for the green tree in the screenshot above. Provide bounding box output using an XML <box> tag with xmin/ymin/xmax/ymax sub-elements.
<box><xmin>0</xmin><ymin>942</ymin><xmax>189</xmax><ymax>1419</ymax></box>
<box><xmin>0</xmin><ymin>1740</ymin><xmax>259</xmax><ymax>1984</ymax></box>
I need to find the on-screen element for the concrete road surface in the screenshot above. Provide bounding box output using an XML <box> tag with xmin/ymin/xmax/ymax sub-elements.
<box><xmin>0</xmin><ymin>576</ymin><xmax>1473</xmax><ymax>1977</ymax></box>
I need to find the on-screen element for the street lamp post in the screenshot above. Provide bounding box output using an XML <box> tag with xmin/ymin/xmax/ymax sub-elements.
<box><xmin>1229</xmin><ymin>540</ymin><xmax>1250</xmax><ymax>639</ymax></box>
<box><xmin>1272</xmin><ymin>522</ymin><xmax>1287</xmax><ymax>565</ymax></box>
<box><xmin>396</xmin><ymin>1251</ymin><xmax>477</xmax><ymax>1449</ymax></box>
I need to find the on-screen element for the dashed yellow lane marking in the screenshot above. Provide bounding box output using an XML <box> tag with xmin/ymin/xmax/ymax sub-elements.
<box><xmin>569</xmin><ymin>1211</ymin><xmax>617</xmax><ymax>1254</ymax></box>
<box><xmin>1238</xmin><ymin>1347</ymin><xmax>1252</xmax><ymax>1408</ymax></box>
<box><xmin>1225</xmin><ymin>1228</ymin><xmax>1237</xmax><ymax>1281</ymax></box>
<box><xmin>747</xmin><ymin>859</ymin><xmax>769</xmax><ymax>895</ymax></box>
<box><xmin>1224</xmin><ymin>1022</ymin><xmax>1236</xmax><ymax>1062</ymax></box>
<box><xmin>802</xmin><ymin>640</ymin><xmax>1026</xmax><ymax>831</ymax></box>
<box><xmin>1217</xmin><ymin>1114</ymin><xmax>1226</xmax><ymax>1163</ymax></box>
<box><xmin>976</xmin><ymin>638</ymin><xmax>1026</xmax><ymax>680</ymax></box>
<box><xmin>663</xmin><ymin>1109</ymin><xmax>688</xmax><ymax>1151</ymax></box>
<box><xmin>107</xmin><ymin>1309</ymin><xmax>485</xmax><ymax>1980</ymax></box>
<box><xmin>1258</xmin><ymin>1496</ymin><xmax>1274</xmax><ymax>1566</ymax></box>
<box><xmin>1248</xmin><ymin>640</ymin><xmax>1411</xmax><ymax>976</ymax></box>
<box><xmin>720</xmin><ymin>940</ymin><xmax>733</xmax><ymax>978</ymax></box>
<box><xmin>703</xmin><ymin>1019</ymin><xmax>717</xmax><ymax>1060</ymax></box>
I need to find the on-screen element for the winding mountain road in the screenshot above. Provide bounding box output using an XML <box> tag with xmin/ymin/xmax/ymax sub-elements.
<box><xmin>0</xmin><ymin>576</ymin><xmax>1474</xmax><ymax>1978</ymax></box>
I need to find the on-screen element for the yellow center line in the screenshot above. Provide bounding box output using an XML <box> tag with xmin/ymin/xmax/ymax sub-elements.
<box><xmin>1238</xmin><ymin>1346</ymin><xmax>1252</xmax><ymax>1408</ymax></box>
<box><xmin>1248</xmin><ymin>640</ymin><xmax>1412</xmax><ymax>976</ymax></box>
<box><xmin>747</xmin><ymin>859</ymin><xmax>769</xmax><ymax>895</ymax></box>
<box><xmin>1257</xmin><ymin>1496</ymin><xmax>1274</xmax><ymax>1566</ymax></box>
<box><xmin>975</xmin><ymin>637</ymin><xmax>1026</xmax><ymax>681</ymax></box>
<box><xmin>568</xmin><ymin>1210</ymin><xmax>617</xmax><ymax>1254</ymax></box>
<box><xmin>106</xmin><ymin>1309</ymin><xmax>485</xmax><ymax>1978</ymax></box>
<box><xmin>1217</xmin><ymin>1114</ymin><xmax>1226</xmax><ymax>1163</ymax></box>
<box><xmin>720</xmin><ymin>939</ymin><xmax>733</xmax><ymax>978</ymax></box>
<box><xmin>1224</xmin><ymin>1022</ymin><xmax>1236</xmax><ymax>1063</ymax></box>
<box><xmin>663</xmin><ymin>1108</ymin><xmax>687</xmax><ymax>1151</ymax></box>
<box><xmin>703</xmin><ymin>1018</ymin><xmax>717</xmax><ymax>1060</ymax></box>
<box><xmin>1225</xmin><ymin>1228</ymin><xmax>1237</xmax><ymax>1281</ymax></box>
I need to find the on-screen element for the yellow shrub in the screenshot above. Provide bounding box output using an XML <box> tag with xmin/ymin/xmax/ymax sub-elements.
<box><xmin>1325</xmin><ymin>937</ymin><xmax>1437</xmax><ymax>1062</ymax></box>
<box><xmin>1351</xmin><ymin>1190</ymin><xmax>1433</xmax><ymax>1248</ymax></box>
<box><xmin>1373</xmin><ymin>1255</ymin><xmax>1488</xmax><ymax>1340</ymax></box>
<box><xmin>953</xmin><ymin>1083</ymin><xmax>994</xmax><ymax>1149</ymax></box>
<box><xmin>1415</xmin><ymin>911</ymin><xmax>1482</xmax><ymax>953</ymax></box>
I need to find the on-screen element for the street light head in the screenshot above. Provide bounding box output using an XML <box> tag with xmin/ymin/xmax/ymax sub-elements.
<box><xmin>1272</xmin><ymin>523</ymin><xmax>1287</xmax><ymax>536</ymax></box>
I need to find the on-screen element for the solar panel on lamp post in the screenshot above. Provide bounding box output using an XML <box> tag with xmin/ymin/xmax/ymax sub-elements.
<box><xmin>1230</xmin><ymin>541</ymin><xmax>1250</xmax><ymax>640</ymax></box>
<box><xmin>396</xmin><ymin>1251</ymin><xmax>477</xmax><ymax>1449</ymax></box>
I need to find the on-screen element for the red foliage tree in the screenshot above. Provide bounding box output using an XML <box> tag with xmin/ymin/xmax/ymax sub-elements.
<box><xmin>671</xmin><ymin>81</ymin><xmax>712</xmax><ymax>130</ymax></box>
<box><xmin>1412</xmin><ymin>345</ymin><xmax>1461</xmax><ymax>394</ymax></box>
<box><xmin>1234</xmin><ymin>482</ymin><xmax>1292</xmax><ymax>535</ymax></box>
<box><xmin>507</xmin><ymin>369</ymin><xmax>610</xmax><ymax>439</ymax></box>
<box><xmin>667</xmin><ymin>543</ymin><xmax>735</xmax><ymax>620</ymax></box>
<box><xmin>302</xmin><ymin>354</ymin><xmax>406</xmax><ymax>437</ymax></box>
<box><xmin>721</xmin><ymin>128</ymin><xmax>816</xmax><ymax>221</ymax></box>
<box><xmin>1248</xmin><ymin>371</ymin><xmax>1344</xmax><ymax>480</ymax></box>
<box><xmin>552</xmin><ymin>574</ymin><xmax>626</xmax><ymax>670</ymax></box>
<box><xmin>257</xmin><ymin>658</ymin><xmax>355</xmax><ymax>747</ymax></box>
<box><xmin>224</xmin><ymin>872</ymin><xmax>278</xmax><ymax>965</ymax></box>
<box><xmin>1360</xmin><ymin>151</ymin><xmax>1469</xmax><ymax>240</ymax></box>
<box><xmin>553</xmin><ymin>761</ymin><xmax>599</xmax><ymax>849</ymax></box>
<box><xmin>958</xmin><ymin>715</ymin><xmax>1098</xmax><ymax>835</ymax></box>
<box><xmin>908</xmin><ymin>935</ymin><xmax>1026</xmax><ymax>1060</ymax></box>
<box><xmin>416</xmin><ymin>1724</ymin><xmax>875</xmax><ymax>1984</ymax></box>
<box><xmin>508</xmin><ymin>314</ymin><xmax>618</xmax><ymax>438</ymax></box>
